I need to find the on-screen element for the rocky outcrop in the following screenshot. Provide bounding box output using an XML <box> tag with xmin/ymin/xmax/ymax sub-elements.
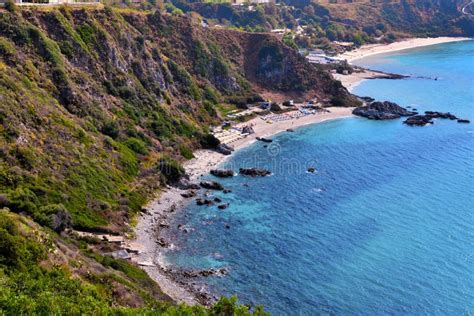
<box><xmin>403</xmin><ymin>111</ymin><xmax>469</xmax><ymax>126</ymax></box>
<box><xmin>239</xmin><ymin>168</ymin><xmax>271</xmax><ymax>177</ymax></box>
<box><xmin>353</xmin><ymin>101</ymin><xmax>416</xmax><ymax>120</ymax></box>
<box><xmin>210</xmin><ymin>169</ymin><xmax>234</xmax><ymax>178</ymax></box>
<box><xmin>200</xmin><ymin>181</ymin><xmax>224</xmax><ymax>190</ymax></box>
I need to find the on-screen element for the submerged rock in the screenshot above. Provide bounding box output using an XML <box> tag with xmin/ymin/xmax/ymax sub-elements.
<box><xmin>218</xmin><ymin>203</ymin><xmax>229</xmax><ymax>210</ymax></box>
<box><xmin>200</xmin><ymin>181</ymin><xmax>224</xmax><ymax>190</ymax></box>
<box><xmin>210</xmin><ymin>169</ymin><xmax>234</xmax><ymax>178</ymax></box>
<box><xmin>353</xmin><ymin>101</ymin><xmax>416</xmax><ymax>120</ymax></box>
<box><xmin>196</xmin><ymin>198</ymin><xmax>214</xmax><ymax>206</ymax></box>
<box><xmin>239</xmin><ymin>168</ymin><xmax>271</xmax><ymax>177</ymax></box>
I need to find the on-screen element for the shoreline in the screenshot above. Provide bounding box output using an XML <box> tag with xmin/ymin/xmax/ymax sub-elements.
<box><xmin>335</xmin><ymin>37</ymin><xmax>472</xmax><ymax>92</ymax></box>
<box><xmin>338</xmin><ymin>36</ymin><xmax>472</xmax><ymax>63</ymax></box>
<box><xmin>128</xmin><ymin>107</ymin><xmax>354</xmax><ymax>304</ymax></box>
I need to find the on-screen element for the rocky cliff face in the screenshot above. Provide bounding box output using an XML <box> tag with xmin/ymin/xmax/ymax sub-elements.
<box><xmin>0</xmin><ymin>7</ymin><xmax>356</xmax><ymax>232</ymax></box>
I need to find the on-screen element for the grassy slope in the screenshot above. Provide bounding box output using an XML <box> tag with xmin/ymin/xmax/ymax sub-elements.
<box><xmin>0</xmin><ymin>7</ymin><xmax>355</xmax><ymax>232</ymax></box>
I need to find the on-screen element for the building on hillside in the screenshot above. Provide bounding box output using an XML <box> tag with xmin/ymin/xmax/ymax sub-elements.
<box><xmin>0</xmin><ymin>0</ymin><xmax>99</xmax><ymax>5</ymax></box>
<box><xmin>231</xmin><ymin>0</ymin><xmax>275</xmax><ymax>5</ymax></box>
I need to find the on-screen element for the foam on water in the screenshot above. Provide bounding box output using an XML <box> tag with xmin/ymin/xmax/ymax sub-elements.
<box><xmin>164</xmin><ymin>40</ymin><xmax>474</xmax><ymax>315</ymax></box>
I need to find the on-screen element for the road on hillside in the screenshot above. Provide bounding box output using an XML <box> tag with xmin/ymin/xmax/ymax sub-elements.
<box><xmin>461</xmin><ymin>0</ymin><xmax>474</xmax><ymax>17</ymax></box>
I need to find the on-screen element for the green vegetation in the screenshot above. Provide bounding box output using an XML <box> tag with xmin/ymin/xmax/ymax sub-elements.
<box><xmin>170</xmin><ymin>0</ymin><xmax>474</xmax><ymax>51</ymax></box>
<box><xmin>0</xmin><ymin>210</ymin><xmax>267</xmax><ymax>315</ymax></box>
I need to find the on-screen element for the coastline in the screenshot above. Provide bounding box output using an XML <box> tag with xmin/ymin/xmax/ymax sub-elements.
<box><xmin>128</xmin><ymin>106</ymin><xmax>354</xmax><ymax>304</ymax></box>
<box><xmin>338</xmin><ymin>36</ymin><xmax>471</xmax><ymax>62</ymax></box>
<box><xmin>335</xmin><ymin>37</ymin><xmax>472</xmax><ymax>92</ymax></box>
<box><xmin>129</xmin><ymin>37</ymin><xmax>473</xmax><ymax>306</ymax></box>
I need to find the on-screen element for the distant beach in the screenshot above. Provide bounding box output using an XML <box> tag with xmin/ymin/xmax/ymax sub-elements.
<box><xmin>335</xmin><ymin>37</ymin><xmax>472</xmax><ymax>91</ymax></box>
<box><xmin>338</xmin><ymin>37</ymin><xmax>471</xmax><ymax>62</ymax></box>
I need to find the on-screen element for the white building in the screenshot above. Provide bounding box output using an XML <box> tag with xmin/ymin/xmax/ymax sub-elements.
<box><xmin>0</xmin><ymin>0</ymin><xmax>99</xmax><ymax>6</ymax></box>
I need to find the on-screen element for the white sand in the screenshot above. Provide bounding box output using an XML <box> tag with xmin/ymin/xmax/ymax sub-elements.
<box><xmin>129</xmin><ymin>106</ymin><xmax>354</xmax><ymax>304</ymax></box>
<box><xmin>338</xmin><ymin>37</ymin><xmax>471</xmax><ymax>62</ymax></box>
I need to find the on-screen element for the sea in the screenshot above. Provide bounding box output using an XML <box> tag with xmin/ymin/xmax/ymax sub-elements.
<box><xmin>164</xmin><ymin>40</ymin><xmax>474</xmax><ymax>315</ymax></box>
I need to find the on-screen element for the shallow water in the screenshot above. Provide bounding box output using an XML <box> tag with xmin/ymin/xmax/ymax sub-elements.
<box><xmin>165</xmin><ymin>41</ymin><xmax>474</xmax><ymax>315</ymax></box>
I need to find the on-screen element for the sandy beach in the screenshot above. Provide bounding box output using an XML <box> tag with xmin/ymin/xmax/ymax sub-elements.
<box><xmin>128</xmin><ymin>106</ymin><xmax>354</xmax><ymax>304</ymax></box>
<box><xmin>334</xmin><ymin>37</ymin><xmax>472</xmax><ymax>91</ymax></box>
<box><xmin>338</xmin><ymin>37</ymin><xmax>471</xmax><ymax>62</ymax></box>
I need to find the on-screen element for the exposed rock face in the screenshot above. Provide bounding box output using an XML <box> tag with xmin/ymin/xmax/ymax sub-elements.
<box><xmin>210</xmin><ymin>169</ymin><xmax>234</xmax><ymax>178</ymax></box>
<box><xmin>239</xmin><ymin>168</ymin><xmax>271</xmax><ymax>177</ymax></box>
<box><xmin>353</xmin><ymin>101</ymin><xmax>416</xmax><ymax>120</ymax></box>
<box><xmin>200</xmin><ymin>181</ymin><xmax>224</xmax><ymax>190</ymax></box>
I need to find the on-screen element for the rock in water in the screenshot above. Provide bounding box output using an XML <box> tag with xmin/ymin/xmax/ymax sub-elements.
<box><xmin>218</xmin><ymin>203</ymin><xmax>229</xmax><ymax>209</ymax></box>
<box><xmin>457</xmin><ymin>119</ymin><xmax>470</xmax><ymax>124</ymax></box>
<box><xmin>403</xmin><ymin>115</ymin><xmax>434</xmax><ymax>126</ymax></box>
<box><xmin>200</xmin><ymin>181</ymin><xmax>224</xmax><ymax>190</ymax></box>
<box><xmin>239</xmin><ymin>168</ymin><xmax>271</xmax><ymax>177</ymax></box>
<box><xmin>210</xmin><ymin>169</ymin><xmax>234</xmax><ymax>178</ymax></box>
<box><xmin>353</xmin><ymin>101</ymin><xmax>417</xmax><ymax>120</ymax></box>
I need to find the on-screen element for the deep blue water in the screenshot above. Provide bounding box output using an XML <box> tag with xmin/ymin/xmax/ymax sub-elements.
<box><xmin>165</xmin><ymin>41</ymin><xmax>474</xmax><ymax>315</ymax></box>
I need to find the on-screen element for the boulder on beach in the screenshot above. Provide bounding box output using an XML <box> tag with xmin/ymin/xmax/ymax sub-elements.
<box><xmin>210</xmin><ymin>169</ymin><xmax>234</xmax><ymax>178</ymax></box>
<box><xmin>256</xmin><ymin>137</ymin><xmax>273</xmax><ymax>143</ymax></box>
<box><xmin>200</xmin><ymin>181</ymin><xmax>224</xmax><ymax>190</ymax></box>
<box><xmin>181</xmin><ymin>190</ymin><xmax>197</xmax><ymax>198</ymax></box>
<box><xmin>353</xmin><ymin>101</ymin><xmax>417</xmax><ymax>120</ymax></box>
<box><xmin>216</xmin><ymin>143</ymin><xmax>234</xmax><ymax>156</ymax></box>
<box><xmin>239</xmin><ymin>168</ymin><xmax>271</xmax><ymax>177</ymax></box>
<box><xmin>176</xmin><ymin>178</ymin><xmax>200</xmax><ymax>190</ymax></box>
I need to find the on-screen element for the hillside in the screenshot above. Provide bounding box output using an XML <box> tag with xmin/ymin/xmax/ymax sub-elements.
<box><xmin>0</xmin><ymin>5</ymin><xmax>356</xmax><ymax>313</ymax></box>
<box><xmin>170</xmin><ymin>0</ymin><xmax>473</xmax><ymax>51</ymax></box>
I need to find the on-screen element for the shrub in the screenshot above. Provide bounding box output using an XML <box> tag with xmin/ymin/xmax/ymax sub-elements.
<box><xmin>4</xmin><ymin>0</ymin><xmax>17</xmax><ymax>13</ymax></box>
<box><xmin>200</xmin><ymin>133</ymin><xmax>220</xmax><ymax>149</ymax></box>
<box><xmin>124</xmin><ymin>137</ymin><xmax>148</xmax><ymax>155</ymax></box>
<box><xmin>101</xmin><ymin>121</ymin><xmax>120</xmax><ymax>139</ymax></box>
<box><xmin>179</xmin><ymin>144</ymin><xmax>194</xmax><ymax>160</ymax></box>
<box><xmin>156</xmin><ymin>156</ymin><xmax>184</xmax><ymax>183</ymax></box>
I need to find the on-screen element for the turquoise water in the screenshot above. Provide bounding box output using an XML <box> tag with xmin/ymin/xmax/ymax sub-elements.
<box><xmin>165</xmin><ymin>41</ymin><xmax>474</xmax><ymax>315</ymax></box>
